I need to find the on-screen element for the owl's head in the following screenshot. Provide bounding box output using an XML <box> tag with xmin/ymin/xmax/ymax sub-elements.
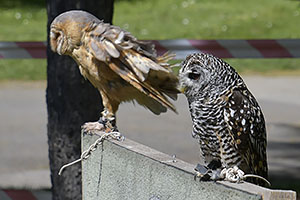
<box><xmin>50</xmin><ymin>10</ymin><xmax>100</xmax><ymax>55</ymax></box>
<box><xmin>179</xmin><ymin>53</ymin><xmax>239</xmax><ymax>100</ymax></box>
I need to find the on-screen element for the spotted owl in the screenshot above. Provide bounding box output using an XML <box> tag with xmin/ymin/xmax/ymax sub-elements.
<box><xmin>50</xmin><ymin>10</ymin><xmax>179</xmax><ymax>131</ymax></box>
<box><xmin>179</xmin><ymin>53</ymin><xmax>268</xmax><ymax>185</ymax></box>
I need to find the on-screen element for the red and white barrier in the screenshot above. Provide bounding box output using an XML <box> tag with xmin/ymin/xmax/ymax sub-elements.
<box><xmin>151</xmin><ymin>39</ymin><xmax>300</xmax><ymax>59</ymax></box>
<box><xmin>0</xmin><ymin>190</ymin><xmax>51</xmax><ymax>200</ymax></box>
<box><xmin>0</xmin><ymin>39</ymin><xmax>299</xmax><ymax>59</ymax></box>
<box><xmin>0</xmin><ymin>42</ymin><xmax>47</xmax><ymax>59</ymax></box>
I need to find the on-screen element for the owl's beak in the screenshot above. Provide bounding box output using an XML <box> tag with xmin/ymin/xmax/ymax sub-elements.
<box><xmin>177</xmin><ymin>85</ymin><xmax>186</xmax><ymax>93</ymax></box>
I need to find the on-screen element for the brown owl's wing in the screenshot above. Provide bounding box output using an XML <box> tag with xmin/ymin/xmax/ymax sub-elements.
<box><xmin>224</xmin><ymin>87</ymin><xmax>268</xmax><ymax>179</ymax></box>
<box><xmin>83</xmin><ymin>22</ymin><xmax>178</xmax><ymax>113</ymax></box>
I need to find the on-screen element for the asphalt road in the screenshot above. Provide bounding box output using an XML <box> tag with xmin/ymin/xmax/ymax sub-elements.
<box><xmin>0</xmin><ymin>76</ymin><xmax>300</xmax><ymax>189</ymax></box>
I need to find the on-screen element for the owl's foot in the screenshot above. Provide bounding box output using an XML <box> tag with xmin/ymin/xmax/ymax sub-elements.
<box><xmin>82</xmin><ymin>116</ymin><xmax>118</xmax><ymax>134</ymax></box>
<box><xmin>194</xmin><ymin>165</ymin><xmax>270</xmax><ymax>186</ymax></box>
<box><xmin>194</xmin><ymin>165</ymin><xmax>246</xmax><ymax>183</ymax></box>
<box><xmin>194</xmin><ymin>164</ymin><xmax>210</xmax><ymax>181</ymax></box>
<box><xmin>220</xmin><ymin>166</ymin><xmax>271</xmax><ymax>186</ymax></box>
<box><xmin>82</xmin><ymin>121</ymin><xmax>106</xmax><ymax>134</ymax></box>
<box><xmin>98</xmin><ymin>115</ymin><xmax>118</xmax><ymax>132</ymax></box>
<box><xmin>220</xmin><ymin>166</ymin><xmax>245</xmax><ymax>183</ymax></box>
<box><xmin>194</xmin><ymin>163</ymin><xmax>222</xmax><ymax>181</ymax></box>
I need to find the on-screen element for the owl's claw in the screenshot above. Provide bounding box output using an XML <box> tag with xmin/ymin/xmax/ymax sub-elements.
<box><xmin>82</xmin><ymin>121</ymin><xmax>106</xmax><ymax>134</ymax></box>
<box><xmin>98</xmin><ymin>115</ymin><xmax>118</xmax><ymax>132</ymax></box>
<box><xmin>220</xmin><ymin>166</ymin><xmax>271</xmax><ymax>186</ymax></box>
<box><xmin>194</xmin><ymin>163</ymin><xmax>222</xmax><ymax>182</ymax></box>
<box><xmin>195</xmin><ymin>165</ymin><xmax>270</xmax><ymax>185</ymax></box>
<box><xmin>194</xmin><ymin>163</ymin><xmax>208</xmax><ymax>181</ymax></box>
<box><xmin>194</xmin><ymin>163</ymin><xmax>215</xmax><ymax>181</ymax></box>
<box><xmin>220</xmin><ymin>166</ymin><xmax>245</xmax><ymax>183</ymax></box>
<box><xmin>194</xmin><ymin>171</ymin><xmax>212</xmax><ymax>182</ymax></box>
<box><xmin>82</xmin><ymin>116</ymin><xmax>118</xmax><ymax>134</ymax></box>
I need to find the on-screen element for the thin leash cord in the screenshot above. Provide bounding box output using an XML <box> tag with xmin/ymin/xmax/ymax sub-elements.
<box><xmin>58</xmin><ymin>131</ymin><xmax>123</xmax><ymax>176</ymax></box>
<box><xmin>243</xmin><ymin>174</ymin><xmax>271</xmax><ymax>186</ymax></box>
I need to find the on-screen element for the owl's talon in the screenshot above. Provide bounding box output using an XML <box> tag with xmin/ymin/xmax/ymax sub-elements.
<box><xmin>82</xmin><ymin>122</ymin><xmax>106</xmax><ymax>134</ymax></box>
<box><xmin>194</xmin><ymin>163</ymin><xmax>212</xmax><ymax>181</ymax></box>
<box><xmin>220</xmin><ymin>166</ymin><xmax>245</xmax><ymax>183</ymax></box>
<box><xmin>194</xmin><ymin>170</ymin><xmax>215</xmax><ymax>182</ymax></box>
<box><xmin>82</xmin><ymin>115</ymin><xmax>118</xmax><ymax>134</ymax></box>
<box><xmin>220</xmin><ymin>166</ymin><xmax>271</xmax><ymax>186</ymax></box>
<box><xmin>98</xmin><ymin>115</ymin><xmax>118</xmax><ymax>132</ymax></box>
<box><xmin>194</xmin><ymin>163</ymin><xmax>223</xmax><ymax>182</ymax></box>
<box><xmin>194</xmin><ymin>171</ymin><xmax>203</xmax><ymax>181</ymax></box>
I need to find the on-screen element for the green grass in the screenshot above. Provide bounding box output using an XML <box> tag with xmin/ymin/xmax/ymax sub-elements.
<box><xmin>0</xmin><ymin>0</ymin><xmax>47</xmax><ymax>80</ymax></box>
<box><xmin>114</xmin><ymin>0</ymin><xmax>300</xmax><ymax>39</ymax></box>
<box><xmin>0</xmin><ymin>59</ymin><xmax>46</xmax><ymax>80</ymax></box>
<box><xmin>0</xmin><ymin>0</ymin><xmax>46</xmax><ymax>41</ymax></box>
<box><xmin>1</xmin><ymin>0</ymin><xmax>300</xmax><ymax>80</ymax></box>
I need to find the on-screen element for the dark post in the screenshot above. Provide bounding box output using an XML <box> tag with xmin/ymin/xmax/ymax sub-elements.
<box><xmin>46</xmin><ymin>0</ymin><xmax>114</xmax><ymax>199</ymax></box>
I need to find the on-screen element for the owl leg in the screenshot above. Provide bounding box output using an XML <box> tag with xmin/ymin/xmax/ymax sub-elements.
<box><xmin>82</xmin><ymin>91</ymin><xmax>120</xmax><ymax>133</ymax></box>
<box><xmin>98</xmin><ymin>109</ymin><xmax>118</xmax><ymax>132</ymax></box>
<box><xmin>100</xmin><ymin>92</ymin><xmax>120</xmax><ymax>132</ymax></box>
<box><xmin>82</xmin><ymin>108</ymin><xmax>118</xmax><ymax>134</ymax></box>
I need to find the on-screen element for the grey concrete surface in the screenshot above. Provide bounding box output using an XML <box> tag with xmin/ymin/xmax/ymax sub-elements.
<box><xmin>82</xmin><ymin>132</ymin><xmax>296</xmax><ymax>200</ymax></box>
<box><xmin>0</xmin><ymin>76</ymin><xmax>300</xmax><ymax>189</ymax></box>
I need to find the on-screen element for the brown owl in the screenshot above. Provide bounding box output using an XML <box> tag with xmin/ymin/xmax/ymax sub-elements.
<box><xmin>50</xmin><ymin>10</ymin><xmax>179</xmax><ymax>132</ymax></box>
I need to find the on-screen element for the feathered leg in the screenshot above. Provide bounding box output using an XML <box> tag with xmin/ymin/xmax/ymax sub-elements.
<box><xmin>82</xmin><ymin>90</ymin><xmax>119</xmax><ymax>133</ymax></box>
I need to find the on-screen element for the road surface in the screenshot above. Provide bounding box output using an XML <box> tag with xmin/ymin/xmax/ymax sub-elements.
<box><xmin>0</xmin><ymin>76</ymin><xmax>299</xmax><ymax>189</ymax></box>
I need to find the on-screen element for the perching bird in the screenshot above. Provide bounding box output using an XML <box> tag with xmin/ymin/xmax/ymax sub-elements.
<box><xmin>50</xmin><ymin>10</ymin><xmax>179</xmax><ymax>131</ymax></box>
<box><xmin>179</xmin><ymin>53</ymin><xmax>268</xmax><ymax>185</ymax></box>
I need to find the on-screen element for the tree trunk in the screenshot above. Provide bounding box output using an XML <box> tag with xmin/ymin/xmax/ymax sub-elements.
<box><xmin>46</xmin><ymin>1</ymin><xmax>114</xmax><ymax>199</ymax></box>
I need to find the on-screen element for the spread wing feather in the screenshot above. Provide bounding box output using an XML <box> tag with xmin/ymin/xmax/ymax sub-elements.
<box><xmin>108</xmin><ymin>59</ymin><xmax>177</xmax><ymax>113</ymax></box>
<box><xmin>84</xmin><ymin>21</ymin><xmax>178</xmax><ymax>113</ymax></box>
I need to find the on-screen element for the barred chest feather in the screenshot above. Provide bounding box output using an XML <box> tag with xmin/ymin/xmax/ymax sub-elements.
<box><xmin>188</xmin><ymin>93</ymin><xmax>242</xmax><ymax>167</ymax></box>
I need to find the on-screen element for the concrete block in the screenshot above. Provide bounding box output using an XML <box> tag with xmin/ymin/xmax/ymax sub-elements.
<box><xmin>82</xmin><ymin>131</ymin><xmax>296</xmax><ymax>200</ymax></box>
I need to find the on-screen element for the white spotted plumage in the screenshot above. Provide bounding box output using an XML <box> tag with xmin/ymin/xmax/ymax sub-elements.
<box><xmin>179</xmin><ymin>53</ymin><xmax>268</xmax><ymax>185</ymax></box>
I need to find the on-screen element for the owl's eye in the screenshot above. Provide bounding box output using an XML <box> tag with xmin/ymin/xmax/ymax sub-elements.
<box><xmin>188</xmin><ymin>72</ymin><xmax>200</xmax><ymax>80</ymax></box>
<box><xmin>55</xmin><ymin>32</ymin><xmax>61</xmax><ymax>40</ymax></box>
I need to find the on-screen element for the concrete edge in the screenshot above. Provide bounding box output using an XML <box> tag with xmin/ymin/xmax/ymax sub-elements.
<box><xmin>84</xmin><ymin>131</ymin><xmax>296</xmax><ymax>200</ymax></box>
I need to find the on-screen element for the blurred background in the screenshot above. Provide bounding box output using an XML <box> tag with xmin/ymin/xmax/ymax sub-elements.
<box><xmin>0</xmin><ymin>0</ymin><xmax>300</xmax><ymax>198</ymax></box>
